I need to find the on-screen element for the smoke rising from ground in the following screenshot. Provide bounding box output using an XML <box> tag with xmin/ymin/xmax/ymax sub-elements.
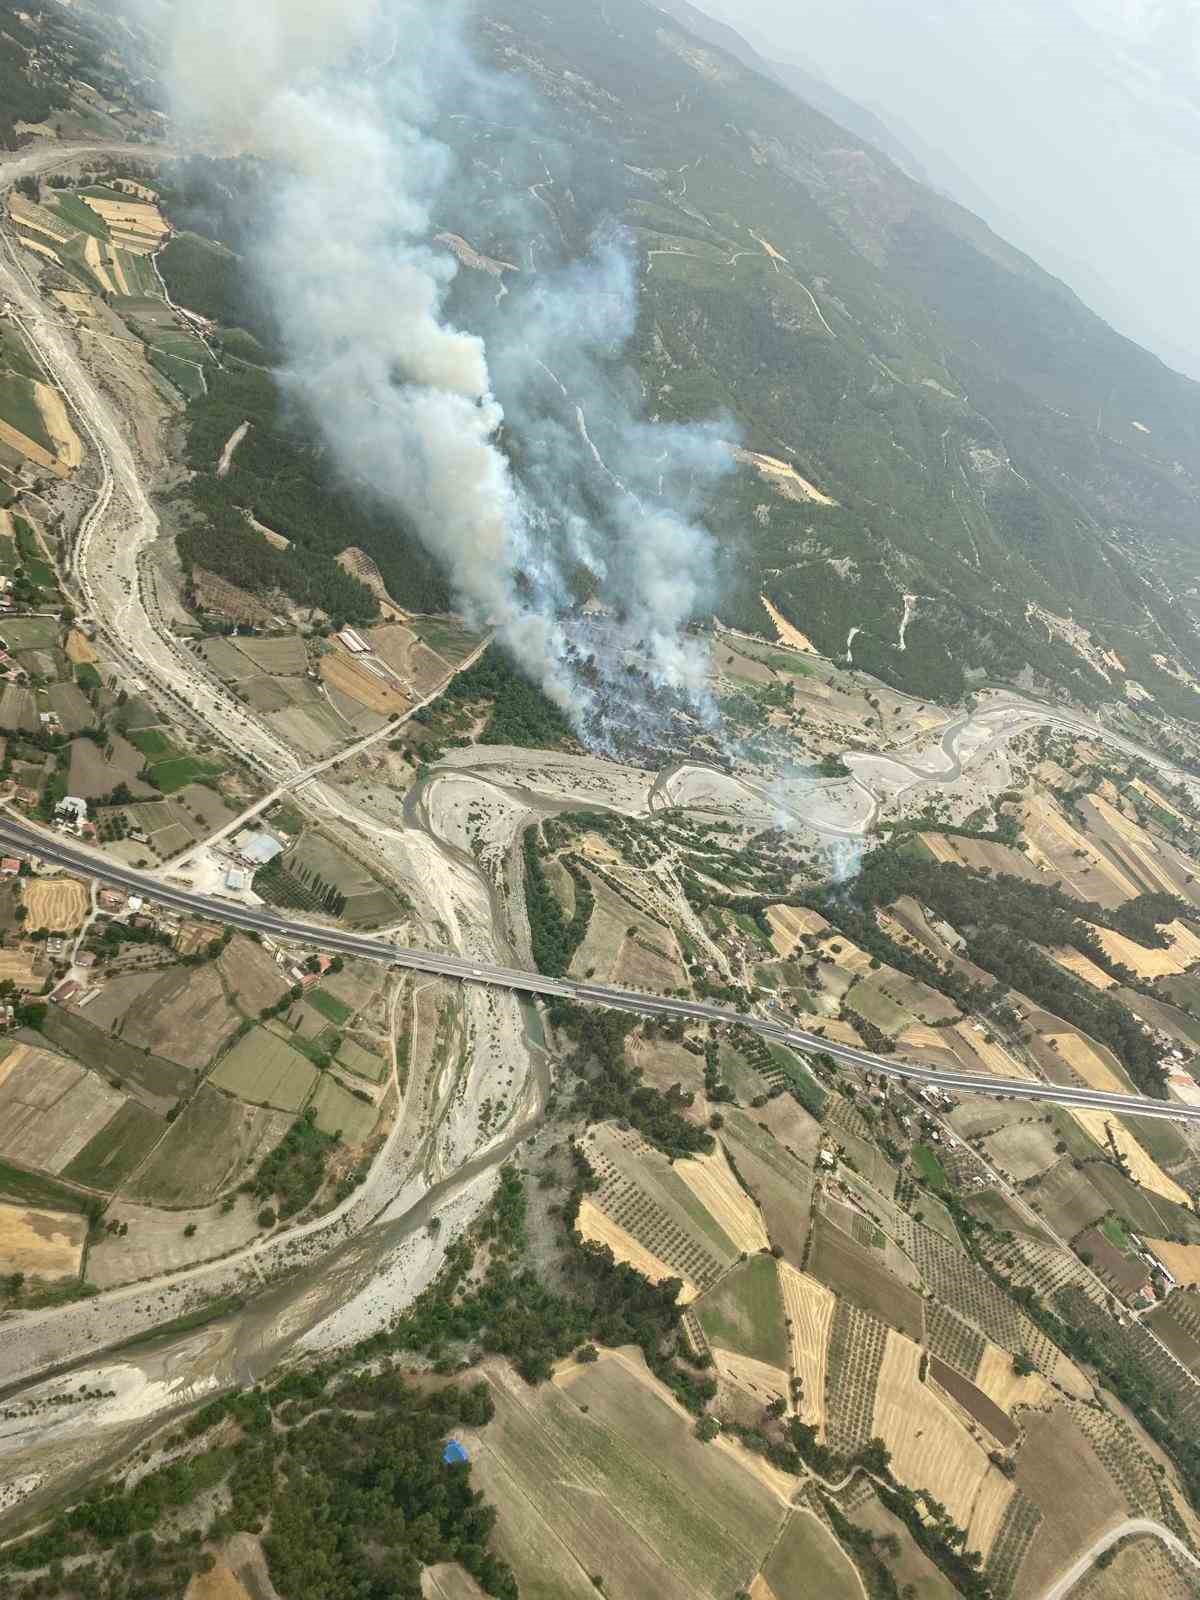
<box><xmin>167</xmin><ymin>0</ymin><xmax>731</xmax><ymax>749</ymax></box>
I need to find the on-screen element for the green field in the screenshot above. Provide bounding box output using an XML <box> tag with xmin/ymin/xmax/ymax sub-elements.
<box><xmin>0</xmin><ymin>1156</ymin><xmax>92</xmax><ymax>1214</ymax></box>
<box><xmin>49</xmin><ymin>192</ymin><xmax>110</xmax><ymax>240</ymax></box>
<box><xmin>0</xmin><ymin>371</ymin><xmax>51</xmax><ymax>450</ymax></box>
<box><xmin>209</xmin><ymin>1026</ymin><xmax>317</xmax><ymax>1112</ymax></box>
<box><xmin>695</xmin><ymin>1254</ymin><xmax>789</xmax><ymax>1368</ymax></box>
<box><xmin>408</xmin><ymin>617</ymin><xmax>483</xmax><ymax>663</ymax></box>
<box><xmin>126</xmin><ymin>727</ymin><xmax>173</xmax><ymax>758</ymax></box>
<box><xmin>0</xmin><ymin>615</ymin><xmax>61</xmax><ymax>651</ymax></box>
<box><xmin>149</xmin><ymin>348</ymin><xmax>209</xmax><ymax>400</ymax></box>
<box><xmin>763</xmin><ymin>1509</ymin><xmax>861</xmax><ymax>1600</ymax></box>
<box><xmin>147</xmin><ymin>754</ymin><xmax>225</xmax><ymax>793</ymax></box>
<box><xmin>307</xmin><ymin>986</ymin><xmax>353</xmax><ymax>1026</ymax></box>
<box><xmin>1101</xmin><ymin>1213</ymin><xmax>1134</xmax><ymax>1251</ymax></box>
<box><xmin>337</xmin><ymin>1038</ymin><xmax>387</xmax><ymax>1083</ymax></box>
<box><xmin>61</xmin><ymin>1101</ymin><xmax>162</xmax><ymax>1190</ymax></box>
<box><xmin>309</xmin><ymin>1075</ymin><xmax>377</xmax><ymax>1144</ymax></box>
<box><xmin>476</xmin><ymin>1355</ymin><xmax>786</xmax><ymax>1600</ymax></box>
<box><xmin>912</xmin><ymin>1144</ymin><xmax>949</xmax><ymax>1192</ymax></box>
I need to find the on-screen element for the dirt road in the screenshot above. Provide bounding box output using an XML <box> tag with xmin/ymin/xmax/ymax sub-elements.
<box><xmin>1040</xmin><ymin>1517</ymin><xmax>1200</xmax><ymax>1599</ymax></box>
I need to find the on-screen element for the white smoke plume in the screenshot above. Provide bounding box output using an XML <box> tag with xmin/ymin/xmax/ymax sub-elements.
<box><xmin>166</xmin><ymin>0</ymin><xmax>732</xmax><ymax>747</ymax></box>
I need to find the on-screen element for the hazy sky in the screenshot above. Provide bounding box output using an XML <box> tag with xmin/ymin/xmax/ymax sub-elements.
<box><xmin>698</xmin><ymin>0</ymin><xmax>1200</xmax><ymax>380</ymax></box>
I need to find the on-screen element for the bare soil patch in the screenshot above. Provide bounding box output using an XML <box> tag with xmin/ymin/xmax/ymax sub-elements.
<box><xmin>0</xmin><ymin>1201</ymin><xmax>85</xmax><ymax>1279</ymax></box>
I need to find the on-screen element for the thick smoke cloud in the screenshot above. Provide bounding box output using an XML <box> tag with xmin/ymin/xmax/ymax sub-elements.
<box><xmin>167</xmin><ymin>0</ymin><xmax>731</xmax><ymax>748</ymax></box>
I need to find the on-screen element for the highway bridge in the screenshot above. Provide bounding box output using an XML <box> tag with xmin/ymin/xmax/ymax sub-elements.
<box><xmin>2</xmin><ymin>814</ymin><xmax>1195</xmax><ymax>1124</ymax></box>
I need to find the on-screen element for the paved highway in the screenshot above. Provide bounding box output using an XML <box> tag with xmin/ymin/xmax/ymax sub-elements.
<box><xmin>4</xmin><ymin>815</ymin><xmax>1198</xmax><ymax>1125</ymax></box>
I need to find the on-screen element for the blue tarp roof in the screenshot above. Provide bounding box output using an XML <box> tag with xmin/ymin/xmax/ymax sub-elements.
<box><xmin>442</xmin><ymin>1439</ymin><xmax>469</xmax><ymax>1465</ymax></box>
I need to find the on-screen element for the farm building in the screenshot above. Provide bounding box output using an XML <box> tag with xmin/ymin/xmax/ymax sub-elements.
<box><xmin>338</xmin><ymin>628</ymin><xmax>369</xmax><ymax>654</ymax></box>
<box><xmin>233</xmin><ymin>828</ymin><xmax>284</xmax><ymax>865</ymax></box>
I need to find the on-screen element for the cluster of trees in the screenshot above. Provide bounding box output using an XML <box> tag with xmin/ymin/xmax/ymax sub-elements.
<box><xmin>548</xmin><ymin>998</ymin><xmax>713</xmax><ymax>1157</ymax></box>
<box><xmin>249</xmin><ymin>1105</ymin><xmax>338</xmax><ymax>1219</ymax></box>
<box><xmin>385</xmin><ymin>1163</ymin><xmax>713</xmax><ymax>1417</ymax></box>
<box><xmin>172</xmin><ymin>362</ymin><xmax>449</xmax><ymax>622</ymax></box>
<box><xmin>252</xmin><ymin>856</ymin><xmax>346</xmax><ymax>918</ymax></box>
<box><xmin>0</xmin><ymin>1364</ymin><xmax>515</xmax><ymax>1600</ymax></box>
<box><xmin>443</xmin><ymin>647</ymin><xmax>575</xmax><ymax>749</ymax></box>
<box><xmin>522</xmin><ymin>829</ymin><xmax>593</xmax><ymax>977</ymax></box>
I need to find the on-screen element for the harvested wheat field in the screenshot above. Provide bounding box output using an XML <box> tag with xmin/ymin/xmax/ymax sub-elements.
<box><xmin>713</xmin><ymin>1348</ymin><xmax>790</xmax><ymax>1408</ymax></box>
<box><xmin>0</xmin><ymin>417</ymin><xmax>66</xmax><ymax>477</ymax></box>
<box><xmin>82</xmin><ymin>234</ymin><xmax>116</xmax><ymax>296</ymax></box>
<box><xmin>1066</xmin><ymin>1109</ymin><xmax>1190</xmax><ymax>1205</ymax></box>
<box><xmin>1090</xmin><ymin>922</ymin><xmax>1200</xmax><ymax>979</ymax></box>
<box><xmin>65</xmin><ymin>628</ymin><xmax>98</xmax><ymax>665</ymax></box>
<box><xmin>872</xmin><ymin>1330</ymin><xmax>1013</xmax><ymax>1560</ymax></box>
<box><xmin>1041</xmin><ymin>1030</ymin><xmax>1127</xmax><ymax>1093</ymax></box>
<box><xmin>973</xmin><ymin>1340</ymin><xmax>1053</xmax><ymax>1415</ymax></box>
<box><xmin>318</xmin><ymin>650</ymin><xmax>410</xmax><ymax>716</ymax></box>
<box><xmin>576</xmin><ymin>1196</ymin><xmax>698</xmax><ymax>1302</ymax></box>
<box><xmin>778</xmin><ymin>1263</ymin><xmax>834</xmax><ymax>1432</ymax></box>
<box><xmin>677</xmin><ymin>1144</ymin><xmax>770</xmax><ymax>1254</ymax></box>
<box><xmin>1046</xmin><ymin>947</ymin><xmax>1116</xmax><ymax>990</ymax></box>
<box><xmin>765</xmin><ymin>903</ymin><xmax>829</xmax><ymax>956</ymax></box>
<box><xmin>0</xmin><ymin>1201</ymin><xmax>86</xmax><ymax>1279</ymax></box>
<box><xmin>22</xmin><ymin>875</ymin><xmax>89</xmax><ymax>932</ymax></box>
<box><xmin>32</xmin><ymin>384</ymin><xmax>81</xmax><ymax>469</ymax></box>
<box><xmin>82</xmin><ymin>196</ymin><xmax>169</xmax><ymax>250</ymax></box>
<box><xmin>1143</xmin><ymin>1239</ymin><xmax>1200</xmax><ymax>1286</ymax></box>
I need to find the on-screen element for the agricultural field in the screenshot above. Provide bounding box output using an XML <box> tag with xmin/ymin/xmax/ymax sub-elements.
<box><xmin>318</xmin><ymin>646</ymin><xmax>410</xmax><ymax>719</ymax></box>
<box><xmin>308</xmin><ymin>1075</ymin><xmax>378</xmax><ymax>1144</ymax></box>
<box><xmin>67</xmin><ymin>731</ymin><xmax>155</xmax><ymax>800</ymax></box>
<box><xmin>1012</xmin><ymin>1408</ymin><xmax>1132</xmax><ymax>1599</ymax></box>
<box><xmin>872</xmin><ymin>1330</ymin><xmax>1015</xmax><ymax>1562</ymax></box>
<box><xmin>0</xmin><ymin>1201</ymin><xmax>86</xmax><ymax>1282</ymax></box>
<box><xmin>20</xmin><ymin>874</ymin><xmax>88</xmax><ymax>932</ymax></box>
<box><xmin>62</xmin><ymin>1101</ymin><xmax>163</xmax><ymax>1191</ymax></box>
<box><xmin>256</xmin><ymin>831</ymin><xmax>403</xmax><ymax>926</ymax></box>
<box><xmin>757</xmin><ymin>1509</ymin><xmax>861</xmax><ymax>1600</ymax></box>
<box><xmin>336</xmin><ymin>1037</ymin><xmax>387</xmax><ymax>1084</ymax></box>
<box><xmin>778</xmin><ymin>1264</ymin><xmax>834</xmax><ymax>1432</ymax></box>
<box><xmin>1070</xmin><ymin>1534</ymin><xmax>1200</xmax><ymax>1600</ymax></box>
<box><xmin>471</xmin><ymin>1353</ymin><xmax>788</xmax><ymax>1600</ymax></box>
<box><xmin>848</xmin><ymin>1490</ymin><xmax>959</xmax><ymax>1600</ymax></box>
<box><xmin>718</xmin><ymin>1107</ymin><xmax>816</xmax><ymax>1265</ymax></box>
<box><xmin>216</xmin><ymin>934</ymin><xmax>290</xmax><ymax>1015</ymax></box>
<box><xmin>209</xmin><ymin>1027</ymin><xmax>318</xmax><ymax>1112</ymax></box>
<box><xmin>695</xmin><ymin>1254</ymin><xmax>789</xmax><ymax>1368</ymax></box>
<box><xmin>0</xmin><ymin>1040</ymin><xmax>127</xmax><ymax>1175</ymax></box>
<box><xmin>84</xmin><ymin>962</ymin><xmax>242</xmax><ymax>1070</ymax></box>
<box><xmin>128</xmin><ymin>1085</ymin><xmax>293</xmax><ymax>1208</ymax></box>
<box><xmin>578</xmin><ymin>1123</ymin><xmax>742</xmax><ymax>1295</ymax></box>
<box><xmin>808</xmin><ymin>1213</ymin><xmax>925</xmax><ymax>1341</ymax></box>
<box><xmin>576</xmin><ymin>1196</ymin><xmax>699</xmax><ymax>1301</ymax></box>
<box><xmin>676</xmin><ymin>1144</ymin><xmax>770</xmax><ymax>1255</ymax></box>
<box><xmin>369</xmin><ymin>620</ymin><xmax>463</xmax><ymax>696</ymax></box>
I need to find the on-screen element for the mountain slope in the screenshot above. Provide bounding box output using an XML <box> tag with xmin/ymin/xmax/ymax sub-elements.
<box><xmin>463</xmin><ymin>0</ymin><xmax>1200</xmax><ymax>714</ymax></box>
